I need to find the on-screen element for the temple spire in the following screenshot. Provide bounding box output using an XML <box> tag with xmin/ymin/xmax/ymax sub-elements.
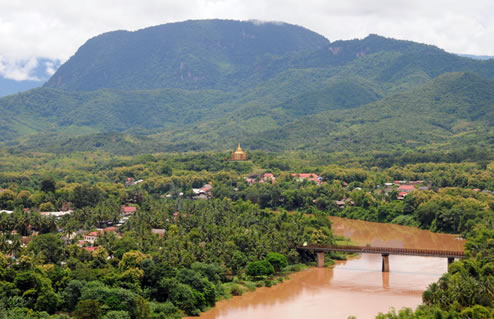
<box><xmin>231</xmin><ymin>143</ymin><xmax>247</xmax><ymax>161</ymax></box>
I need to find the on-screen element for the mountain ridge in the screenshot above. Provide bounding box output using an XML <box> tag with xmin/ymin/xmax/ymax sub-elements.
<box><xmin>0</xmin><ymin>19</ymin><xmax>493</xmax><ymax>154</ymax></box>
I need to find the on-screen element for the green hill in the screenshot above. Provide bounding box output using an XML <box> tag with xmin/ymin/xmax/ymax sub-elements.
<box><xmin>1</xmin><ymin>20</ymin><xmax>494</xmax><ymax>154</ymax></box>
<box><xmin>244</xmin><ymin>72</ymin><xmax>494</xmax><ymax>152</ymax></box>
<box><xmin>44</xmin><ymin>19</ymin><xmax>329</xmax><ymax>91</ymax></box>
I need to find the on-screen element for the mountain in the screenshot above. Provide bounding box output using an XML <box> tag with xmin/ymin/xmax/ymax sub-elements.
<box><xmin>44</xmin><ymin>19</ymin><xmax>329</xmax><ymax>91</ymax></box>
<box><xmin>1</xmin><ymin>20</ymin><xmax>494</xmax><ymax>154</ymax></box>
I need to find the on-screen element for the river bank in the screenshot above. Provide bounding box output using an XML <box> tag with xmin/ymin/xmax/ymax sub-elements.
<box><xmin>186</xmin><ymin>217</ymin><xmax>464</xmax><ymax>319</ymax></box>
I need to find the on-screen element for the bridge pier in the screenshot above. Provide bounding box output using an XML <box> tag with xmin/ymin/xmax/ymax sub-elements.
<box><xmin>317</xmin><ymin>252</ymin><xmax>325</xmax><ymax>267</ymax></box>
<box><xmin>382</xmin><ymin>272</ymin><xmax>390</xmax><ymax>288</ymax></box>
<box><xmin>382</xmin><ymin>253</ymin><xmax>390</xmax><ymax>272</ymax></box>
<box><xmin>448</xmin><ymin>257</ymin><xmax>454</xmax><ymax>267</ymax></box>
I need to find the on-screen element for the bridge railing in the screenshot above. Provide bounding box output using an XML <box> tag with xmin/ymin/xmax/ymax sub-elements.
<box><xmin>298</xmin><ymin>244</ymin><xmax>465</xmax><ymax>258</ymax></box>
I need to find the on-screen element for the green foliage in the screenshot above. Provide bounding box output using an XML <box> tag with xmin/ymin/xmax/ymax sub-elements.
<box><xmin>266</xmin><ymin>253</ymin><xmax>288</xmax><ymax>272</ymax></box>
<box><xmin>2</xmin><ymin>21</ymin><xmax>494</xmax><ymax>155</ymax></box>
<box><xmin>40</xmin><ymin>178</ymin><xmax>56</xmax><ymax>194</ymax></box>
<box><xmin>73</xmin><ymin>299</ymin><xmax>102</xmax><ymax>319</ymax></box>
<box><xmin>71</xmin><ymin>184</ymin><xmax>104</xmax><ymax>208</ymax></box>
<box><xmin>27</xmin><ymin>234</ymin><xmax>63</xmax><ymax>264</ymax></box>
<box><xmin>246</xmin><ymin>260</ymin><xmax>275</xmax><ymax>278</ymax></box>
<box><xmin>102</xmin><ymin>311</ymin><xmax>131</xmax><ymax>319</ymax></box>
<box><xmin>0</xmin><ymin>146</ymin><xmax>492</xmax><ymax>318</ymax></box>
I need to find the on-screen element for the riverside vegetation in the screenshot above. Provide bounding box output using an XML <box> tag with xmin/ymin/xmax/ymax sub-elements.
<box><xmin>0</xmin><ymin>150</ymin><xmax>492</xmax><ymax>318</ymax></box>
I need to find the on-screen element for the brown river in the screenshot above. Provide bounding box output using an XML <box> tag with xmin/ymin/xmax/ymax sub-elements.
<box><xmin>188</xmin><ymin>217</ymin><xmax>465</xmax><ymax>319</ymax></box>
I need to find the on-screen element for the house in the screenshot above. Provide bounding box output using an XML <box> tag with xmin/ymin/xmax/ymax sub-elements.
<box><xmin>192</xmin><ymin>184</ymin><xmax>213</xmax><ymax>200</ymax></box>
<box><xmin>397</xmin><ymin>192</ymin><xmax>409</xmax><ymax>200</ymax></box>
<box><xmin>125</xmin><ymin>178</ymin><xmax>144</xmax><ymax>187</ymax></box>
<box><xmin>245</xmin><ymin>173</ymin><xmax>276</xmax><ymax>185</ymax></box>
<box><xmin>83</xmin><ymin>246</ymin><xmax>99</xmax><ymax>252</ymax></box>
<box><xmin>335</xmin><ymin>200</ymin><xmax>346</xmax><ymax>209</ymax></box>
<box><xmin>262</xmin><ymin>173</ymin><xmax>276</xmax><ymax>183</ymax></box>
<box><xmin>61</xmin><ymin>202</ymin><xmax>73</xmax><ymax>212</ymax></box>
<box><xmin>335</xmin><ymin>198</ymin><xmax>355</xmax><ymax>208</ymax></box>
<box><xmin>195</xmin><ymin>194</ymin><xmax>208</xmax><ymax>200</ymax></box>
<box><xmin>125</xmin><ymin>178</ymin><xmax>135</xmax><ymax>187</ymax></box>
<box><xmin>84</xmin><ymin>231</ymin><xmax>100</xmax><ymax>244</ymax></box>
<box><xmin>40</xmin><ymin>211</ymin><xmax>72</xmax><ymax>218</ymax></box>
<box><xmin>398</xmin><ymin>185</ymin><xmax>415</xmax><ymax>193</ymax></box>
<box><xmin>121</xmin><ymin>205</ymin><xmax>137</xmax><ymax>215</ymax></box>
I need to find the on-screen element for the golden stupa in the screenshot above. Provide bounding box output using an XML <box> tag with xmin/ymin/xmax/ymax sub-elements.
<box><xmin>230</xmin><ymin>143</ymin><xmax>248</xmax><ymax>161</ymax></box>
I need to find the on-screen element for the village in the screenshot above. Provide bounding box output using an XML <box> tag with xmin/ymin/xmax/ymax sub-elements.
<box><xmin>2</xmin><ymin>167</ymin><xmax>491</xmax><ymax>259</ymax></box>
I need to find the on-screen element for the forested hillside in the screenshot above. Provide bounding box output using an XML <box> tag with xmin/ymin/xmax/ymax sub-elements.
<box><xmin>1</xmin><ymin>19</ymin><xmax>494</xmax><ymax>154</ymax></box>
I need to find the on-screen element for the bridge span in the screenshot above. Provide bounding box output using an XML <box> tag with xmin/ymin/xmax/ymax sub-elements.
<box><xmin>297</xmin><ymin>244</ymin><xmax>465</xmax><ymax>272</ymax></box>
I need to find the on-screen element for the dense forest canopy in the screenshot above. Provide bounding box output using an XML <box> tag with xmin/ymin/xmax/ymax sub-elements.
<box><xmin>0</xmin><ymin>149</ymin><xmax>493</xmax><ymax>318</ymax></box>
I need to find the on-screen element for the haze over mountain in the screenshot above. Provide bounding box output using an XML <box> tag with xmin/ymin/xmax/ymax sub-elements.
<box><xmin>1</xmin><ymin>19</ymin><xmax>493</xmax><ymax>154</ymax></box>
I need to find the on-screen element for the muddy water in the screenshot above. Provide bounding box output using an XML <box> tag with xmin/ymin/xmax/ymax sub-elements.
<box><xmin>190</xmin><ymin>217</ymin><xmax>465</xmax><ymax>319</ymax></box>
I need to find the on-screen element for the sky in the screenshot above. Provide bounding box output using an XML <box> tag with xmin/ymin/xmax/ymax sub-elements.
<box><xmin>1</xmin><ymin>0</ymin><xmax>493</xmax><ymax>81</ymax></box>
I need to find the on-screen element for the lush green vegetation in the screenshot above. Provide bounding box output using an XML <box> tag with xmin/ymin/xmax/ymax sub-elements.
<box><xmin>2</xmin><ymin>20</ymin><xmax>494</xmax><ymax>154</ymax></box>
<box><xmin>0</xmin><ymin>150</ymin><xmax>492</xmax><ymax>317</ymax></box>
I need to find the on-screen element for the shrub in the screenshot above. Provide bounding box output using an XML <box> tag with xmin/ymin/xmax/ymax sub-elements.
<box><xmin>266</xmin><ymin>253</ymin><xmax>288</xmax><ymax>272</ymax></box>
<box><xmin>246</xmin><ymin>260</ymin><xmax>274</xmax><ymax>278</ymax></box>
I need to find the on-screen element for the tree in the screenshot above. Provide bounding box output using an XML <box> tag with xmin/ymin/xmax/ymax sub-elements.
<box><xmin>71</xmin><ymin>184</ymin><xmax>104</xmax><ymax>209</ymax></box>
<box><xmin>35</xmin><ymin>289</ymin><xmax>60</xmax><ymax>314</ymax></box>
<box><xmin>61</xmin><ymin>280</ymin><xmax>86</xmax><ymax>312</ymax></box>
<box><xmin>246</xmin><ymin>260</ymin><xmax>274</xmax><ymax>278</ymax></box>
<box><xmin>0</xmin><ymin>189</ymin><xmax>16</xmax><ymax>210</ymax></box>
<box><xmin>39</xmin><ymin>202</ymin><xmax>55</xmax><ymax>212</ymax></box>
<box><xmin>73</xmin><ymin>299</ymin><xmax>102</xmax><ymax>319</ymax></box>
<box><xmin>40</xmin><ymin>178</ymin><xmax>56</xmax><ymax>193</ymax></box>
<box><xmin>119</xmin><ymin>251</ymin><xmax>150</xmax><ymax>271</ymax></box>
<box><xmin>103</xmin><ymin>311</ymin><xmax>131</xmax><ymax>319</ymax></box>
<box><xmin>266</xmin><ymin>252</ymin><xmax>288</xmax><ymax>272</ymax></box>
<box><xmin>27</xmin><ymin>233</ymin><xmax>63</xmax><ymax>264</ymax></box>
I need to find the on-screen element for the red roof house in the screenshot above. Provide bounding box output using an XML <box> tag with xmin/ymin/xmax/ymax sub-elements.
<box><xmin>121</xmin><ymin>205</ymin><xmax>137</xmax><ymax>215</ymax></box>
<box><xmin>398</xmin><ymin>185</ymin><xmax>415</xmax><ymax>193</ymax></box>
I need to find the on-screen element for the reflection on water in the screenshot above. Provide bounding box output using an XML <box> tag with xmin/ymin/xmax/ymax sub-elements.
<box><xmin>188</xmin><ymin>218</ymin><xmax>465</xmax><ymax>319</ymax></box>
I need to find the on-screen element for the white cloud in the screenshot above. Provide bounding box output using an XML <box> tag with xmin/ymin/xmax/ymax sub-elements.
<box><xmin>0</xmin><ymin>56</ymin><xmax>41</xmax><ymax>81</ymax></box>
<box><xmin>45</xmin><ymin>61</ymin><xmax>57</xmax><ymax>76</ymax></box>
<box><xmin>1</xmin><ymin>0</ymin><xmax>494</xmax><ymax>81</ymax></box>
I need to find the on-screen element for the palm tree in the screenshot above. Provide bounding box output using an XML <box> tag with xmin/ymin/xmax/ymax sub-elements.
<box><xmin>9</xmin><ymin>234</ymin><xmax>22</xmax><ymax>256</ymax></box>
<box><xmin>0</xmin><ymin>234</ymin><xmax>9</xmax><ymax>253</ymax></box>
